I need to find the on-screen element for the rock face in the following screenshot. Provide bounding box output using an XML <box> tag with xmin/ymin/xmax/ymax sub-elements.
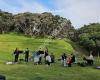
<box><xmin>0</xmin><ymin>10</ymin><xmax>75</xmax><ymax>38</ymax></box>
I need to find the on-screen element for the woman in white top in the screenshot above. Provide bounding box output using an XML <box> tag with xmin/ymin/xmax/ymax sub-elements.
<box><xmin>46</xmin><ymin>54</ymin><xmax>51</xmax><ymax>66</ymax></box>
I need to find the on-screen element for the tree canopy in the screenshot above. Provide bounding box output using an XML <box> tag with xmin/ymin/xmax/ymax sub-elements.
<box><xmin>0</xmin><ymin>10</ymin><xmax>74</xmax><ymax>38</ymax></box>
<box><xmin>77</xmin><ymin>23</ymin><xmax>100</xmax><ymax>55</ymax></box>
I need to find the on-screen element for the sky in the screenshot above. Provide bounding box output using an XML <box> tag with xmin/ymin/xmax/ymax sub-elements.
<box><xmin>0</xmin><ymin>0</ymin><xmax>100</xmax><ymax>28</ymax></box>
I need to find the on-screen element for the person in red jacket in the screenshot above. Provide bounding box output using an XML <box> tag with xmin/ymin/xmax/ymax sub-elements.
<box><xmin>66</xmin><ymin>56</ymin><xmax>72</xmax><ymax>67</ymax></box>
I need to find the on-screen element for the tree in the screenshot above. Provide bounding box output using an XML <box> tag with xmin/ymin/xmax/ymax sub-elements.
<box><xmin>78</xmin><ymin>23</ymin><xmax>100</xmax><ymax>56</ymax></box>
<box><xmin>0</xmin><ymin>11</ymin><xmax>13</xmax><ymax>33</ymax></box>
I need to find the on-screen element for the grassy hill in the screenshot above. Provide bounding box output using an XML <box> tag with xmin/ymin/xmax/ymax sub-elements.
<box><xmin>0</xmin><ymin>33</ymin><xmax>74</xmax><ymax>62</ymax></box>
<box><xmin>0</xmin><ymin>33</ymin><xmax>100</xmax><ymax>80</ymax></box>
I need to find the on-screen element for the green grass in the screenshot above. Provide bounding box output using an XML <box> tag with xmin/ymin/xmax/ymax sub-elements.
<box><xmin>0</xmin><ymin>33</ymin><xmax>74</xmax><ymax>61</ymax></box>
<box><xmin>0</xmin><ymin>33</ymin><xmax>100</xmax><ymax>80</ymax></box>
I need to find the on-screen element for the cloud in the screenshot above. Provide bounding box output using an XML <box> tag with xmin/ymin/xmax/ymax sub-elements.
<box><xmin>53</xmin><ymin>0</ymin><xmax>100</xmax><ymax>28</ymax></box>
<box><xmin>0</xmin><ymin>0</ymin><xmax>100</xmax><ymax>28</ymax></box>
<box><xmin>16</xmin><ymin>0</ymin><xmax>49</xmax><ymax>13</ymax></box>
<box><xmin>0</xmin><ymin>0</ymin><xmax>19</xmax><ymax>13</ymax></box>
<box><xmin>0</xmin><ymin>0</ymin><xmax>49</xmax><ymax>14</ymax></box>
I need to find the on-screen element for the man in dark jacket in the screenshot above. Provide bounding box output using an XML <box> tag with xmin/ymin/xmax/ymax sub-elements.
<box><xmin>62</xmin><ymin>53</ymin><xmax>67</xmax><ymax>60</ymax></box>
<box><xmin>71</xmin><ymin>54</ymin><xmax>75</xmax><ymax>63</ymax></box>
<box><xmin>25</xmin><ymin>48</ymin><xmax>29</xmax><ymax>63</ymax></box>
<box><xmin>50</xmin><ymin>53</ymin><xmax>55</xmax><ymax>63</ymax></box>
<box><xmin>14</xmin><ymin>48</ymin><xmax>19</xmax><ymax>63</ymax></box>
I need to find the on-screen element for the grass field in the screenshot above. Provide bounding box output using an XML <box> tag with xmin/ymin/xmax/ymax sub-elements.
<box><xmin>0</xmin><ymin>33</ymin><xmax>100</xmax><ymax>80</ymax></box>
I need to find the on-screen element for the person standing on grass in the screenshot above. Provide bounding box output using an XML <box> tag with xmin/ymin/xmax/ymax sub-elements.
<box><xmin>66</xmin><ymin>56</ymin><xmax>72</xmax><ymax>67</ymax></box>
<box><xmin>71</xmin><ymin>54</ymin><xmax>76</xmax><ymax>63</ymax></box>
<box><xmin>24</xmin><ymin>48</ymin><xmax>29</xmax><ymax>63</ymax></box>
<box><xmin>14</xmin><ymin>48</ymin><xmax>19</xmax><ymax>63</ymax></box>
<box><xmin>38</xmin><ymin>48</ymin><xmax>43</xmax><ymax>64</ymax></box>
<box><xmin>61</xmin><ymin>53</ymin><xmax>67</xmax><ymax>64</ymax></box>
<box><xmin>50</xmin><ymin>53</ymin><xmax>55</xmax><ymax>63</ymax></box>
<box><xmin>44</xmin><ymin>47</ymin><xmax>48</xmax><ymax>57</ymax></box>
<box><xmin>44</xmin><ymin>47</ymin><xmax>49</xmax><ymax>63</ymax></box>
<box><xmin>62</xmin><ymin>53</ymin><xmax>67</xmax><ymax>61</ymax></box>
<box><xmin>46</xmin><ymin>54</ymin><xmax>51</xmax><ymax>66</ymax></box>
<box><xmin>87</xmin><ymin>54</ymin><xmax>94</xmax><ymax>65</ymax></box>
<box><xmin>33</xmin><ymin>51</ymin><xmax>40</xmax><ymax>65</ymax></box>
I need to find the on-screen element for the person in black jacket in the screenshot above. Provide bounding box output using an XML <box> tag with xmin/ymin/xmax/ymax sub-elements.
<box><xmin>61</xmin><ymin>53</ymin><xmax>67</xmax><ymax>66</ymax></box>
<box><xmin>50</xmin><ymin>53</ymin><xmax>55</xmax><ymax>63</ymax></box>
<box><xmin>71</xmin><ymin>54</ymin><xmax>75</xmax><ymax>63</ymax></box>
<box><xmin>14</xmin><ymin>48</ymin><xmax>19</xmax><ymax>63</ymax></box>
<box><xmin>24</xmin><ymin>48</ymin><xmax>29</xmax><ymax>63</ymax></box>
<box><xmin>62</xmin><ymin>53</ymin><xmax>67</xmax><ymax>61</ymax></box>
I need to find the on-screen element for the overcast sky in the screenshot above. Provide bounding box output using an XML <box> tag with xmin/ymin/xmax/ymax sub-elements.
<box><xmin>0</xmin><ymin>0</ymin><xmax>100</xmax><ymax>28</ymax></box>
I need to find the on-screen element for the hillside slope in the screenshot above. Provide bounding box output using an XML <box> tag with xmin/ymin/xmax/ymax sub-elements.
<box><xmin>0</xmin><ymin>33</ymin><xmax>100</xmax><ymax>80</ymax></box>
<box><xmin>0</xmin><ymin>33</ymin><xmax>74</xmax><ymax>62</ymax></box>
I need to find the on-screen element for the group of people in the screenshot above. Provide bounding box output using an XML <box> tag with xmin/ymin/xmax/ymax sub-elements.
<box><xmin>80</xmin><ymin>54</ymin><xmax>94</xmax><ymax>66</ymax></box>
<box><xmin>14</xmin><ymin>48</ymin><xmax>29</xmax><ymax>63</ymax></box>
<box><xmin>33</xmin><ymin>47</ymin><xmax>55</xmax><ymax>66</ymax></box>
<box><xmin>61</xmin><ymin>53</ymin><xmax>76</xmax><ymax>67</ymax></box>
<box><xmin>13</xmin><ymin>47</ymin><xmax>55</xmax><ymax>66</ymax></box>
<box><xmin>61</xmin><ymin>53</ymin><xmax>94</xmax><ymax>67</ymax></box>
<box><xmin>13</xmin><ymin>47</ymin><xmax>94</xmax><ymax>67</ymax></box>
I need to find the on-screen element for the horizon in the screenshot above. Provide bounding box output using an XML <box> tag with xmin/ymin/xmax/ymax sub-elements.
<box><xmin>0</xmin><ymin>0</ymin><xmax>100</xmax><ymax>28</ymax></box>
